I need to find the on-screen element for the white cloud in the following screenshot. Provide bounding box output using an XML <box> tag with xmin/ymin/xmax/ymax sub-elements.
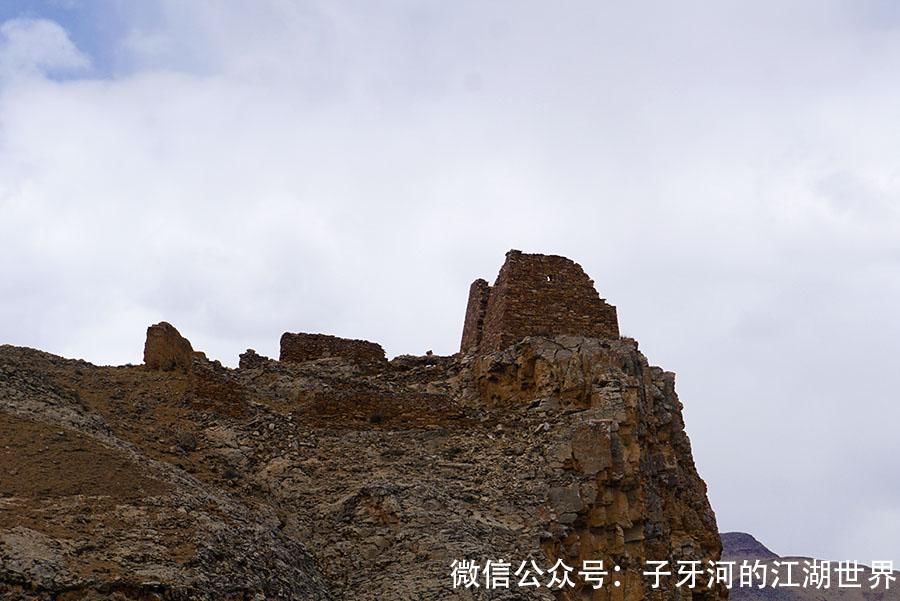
<box><xmin>1</xmin><ymin>2</ymin><xmax>899</xmax><ymax>562</ymax></box>
<box><xmin>0</xmin><ymin>18</ymin><xmax>90</xmax><ymax>79</ymax></box>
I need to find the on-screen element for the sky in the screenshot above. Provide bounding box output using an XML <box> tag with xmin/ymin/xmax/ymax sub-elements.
<box><xmin>1</xmin><ymin>0</ymin><xmax>899</xmax><ymax>565</ymax></box>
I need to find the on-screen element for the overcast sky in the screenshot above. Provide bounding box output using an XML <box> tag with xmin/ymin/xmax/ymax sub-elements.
<box><xmin>1</xmin><ymin>0</ymin><xmax>898</xmax><ymax>564</ymax></box>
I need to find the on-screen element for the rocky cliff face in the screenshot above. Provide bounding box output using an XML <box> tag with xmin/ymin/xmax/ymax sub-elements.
<box><xmin>0</xmin><ymin>252</ymin><xmax>724</xmax><ymax>600</ymax></box>
<box><xmin>474</xmin><ymin>336</ymin><xmax>724</xmax><ymax>600</ymax></box>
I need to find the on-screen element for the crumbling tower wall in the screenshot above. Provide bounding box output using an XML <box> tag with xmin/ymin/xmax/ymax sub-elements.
<box><xmin>460</xmin><ymin>278</ymin><xmax>491</xmax><ymax>352</ymax></box>
<box><xmin>460</xmin><ymin>250</ymin><xmax>619</xmax><ymax>354</ymax></box>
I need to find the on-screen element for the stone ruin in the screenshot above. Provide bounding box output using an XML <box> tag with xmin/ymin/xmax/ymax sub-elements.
<box><xmin>280</xmin><ymin>332</ymin><xmax>387</xmax><ymax>371</ymax></box>
<box><xmin>47</xmin><ymin>251</ymin><xmax>722</xmax><ymax>601</ymax></box>
<box><xmin>460</xmin><ymin>249</ymin><xmax>620</xmax><ymax>354</ymax></box>
<box><xmin>143</xmin><ymin>250</ymin><xmax>622</xmax><ymax>371</ymax></box>
<box><xmin>143</xmin><ymin>321</ymin><xmax>194</xmax><ymax>371</ymax></box>
<box><xmin>238</xmin><ymin>348</ymin><xmax>271</xmax><ymax>370</ymax></box>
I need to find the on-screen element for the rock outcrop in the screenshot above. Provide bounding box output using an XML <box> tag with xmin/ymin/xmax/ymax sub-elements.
<box><xmin>473</xmin><ymin>335</ymin><xmax>724</xmax><ymax>600</ymax></box>
<box><xmin>143</xmin><ymin>321</ymin><xmax>194</xmax><ymax>372</ymax></box>
<box><xmin>1</xmin><ymin>251</ymin><xmax>723</xmax><ymax>600</ymax></box>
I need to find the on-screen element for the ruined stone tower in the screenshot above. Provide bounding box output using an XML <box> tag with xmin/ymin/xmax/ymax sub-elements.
<box><xmin>461</xmin><ymin>250</ymin><xmax>620</xmax><ymax>354</ymax></box>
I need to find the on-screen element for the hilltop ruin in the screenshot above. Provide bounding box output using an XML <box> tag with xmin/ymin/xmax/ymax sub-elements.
<box><xmin>461</xmin><ymin>250</ymin><xmax>620</xmax><ymax>354</ymax></box>
<box><xmin>0</xmin><ymin>251</ymin><xmax>724</xmax><ymax>601</ymax></box>
<box><xmin>280</xmin><ymin>332</ymin><xmax>387</xmax><ymax>372</ymax></box>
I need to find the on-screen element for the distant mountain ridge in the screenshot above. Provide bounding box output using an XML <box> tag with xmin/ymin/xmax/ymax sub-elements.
<box><xmin>721</xmin><ymin>532</ymin><xmax>779</xmax><ymax>559</ymax></box>
<box><xmin>720</xmin><ymin>532</ymin><xmax>898</xmax><ymax>601</ymax></box>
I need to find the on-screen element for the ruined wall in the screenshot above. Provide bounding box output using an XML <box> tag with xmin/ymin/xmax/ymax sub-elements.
<box><xmin>239</xmin><ymin>349</ymin><xmax>272</xmax><ymax>370</ymax></box>
<box><xmin>460</xmin><ymin>250</ymin><xmax>620</xmax><ymax>354</ymax></box>
<box><xmin>143</xmin><ymin>322</ymin><xmax>194</xmax><ymax>372</ymax></box>
<box><xmin>459</xmin><ymin>278</ymin><xmax>491</xmax><ymax>353</ymax></box>
<box><xmin>280</xmin><ymin>332</ymin><xmax>386</xmax><ymax>370</ymax></box>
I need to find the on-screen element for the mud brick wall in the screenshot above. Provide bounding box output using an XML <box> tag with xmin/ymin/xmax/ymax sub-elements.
<box><xmin>280</xmin><ymin>332</ymin><xmax>386</xmax><ymax>368</ymax></box>
<box><xmin>461</xmin><ymin>250</ymin><xmax>619</xmax><ymax>354</ymax></box>
<box><xmin>460</xmin><ymin>278</ymin><xmax>491</xmax><ymax>352</ymax></box>
<box><xmin>143</xmin><ymin>321</ymin><xmax>194</xmax><ymax>372</ymax></box>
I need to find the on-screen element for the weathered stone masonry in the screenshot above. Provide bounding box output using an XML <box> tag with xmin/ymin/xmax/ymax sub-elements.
<box><xmin>143</xmin><ymin>321</ymin><xmax>194</xmax><ymax>372</ymax></box>
<box><xmin>461</xmin><ymin>250</ymin><xmax>620</xmax><ymax>354</ymax></box>
<box><xmin>460</xmin><ymin>278</ymin><xmax>491</xmax><ymax>352</ymax></box>
<box><xmin>280</xmin><ymin>332</ymin><xmax>387</xmax><ymax>370</ymax></box>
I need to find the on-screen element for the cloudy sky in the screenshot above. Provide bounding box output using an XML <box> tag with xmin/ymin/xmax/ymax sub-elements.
<box><xmin>1</xmin><ymin>0</ymin><xmax>899</xmax><ymax>564</ymax></box>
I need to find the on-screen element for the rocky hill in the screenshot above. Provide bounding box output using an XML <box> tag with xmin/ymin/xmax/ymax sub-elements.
<box><xmin>1</xmin><ymin>251</ymin><xmax>725</xmax><ymax>600</ymax></box>
<box><xmin>721</xmin><ymin>532</ymin><xmax>899</xmax><ymax>601</ymax></box>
